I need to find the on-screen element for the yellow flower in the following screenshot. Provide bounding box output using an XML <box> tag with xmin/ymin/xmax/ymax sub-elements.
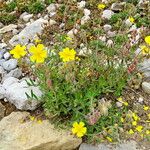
<box><xmin>132</xmin><ymin>121</ymin><xmax>137</xmax><ymax>126</ymax></box>
<box><xmin>146</xmin><ymin>130</ymin><xmax>150</xmax><ymax>134</ymax></box>
<box><xmin>98</xmin><ymin>4</ymin><xmax>106</xmax><ymax>9</ymax></box>
<box><xmin>129</xmin><ymin>17</ymin><xmax>135</xmax><ymax>24</ymax></box>
<box><xmin>121</xmin><ymin>117</ymin><xmax>124</xmax><ymax>123</ymax></box>
<box><xmin>143</xmin><ymin>105</ymin><xmax>149</xmax><ymax>111</ymax></box>
<box><xmin>72</xmin><ymin>121</ymin><xmax>87</xmax><ymax>138</ymax></box>
<box><xmin>129</xmin><ymin>129</ymin><xmax>134</xmax><ymax>134</ymax></box>
<box><xmin>136</xmin><ymin>126</ymin><xmax>143</xmax><ymax>132</ymax></box>
<box><xmin>59</xmin><ymin>47</ymin><xmax>76</xmax><ymax>62</ymax></box>
<box><xmin>29</xmin><ymin>44</ymin><xmax>47</xmax><ymax>63</ymax></box>
<box><xmin>145</xmin><ymin>36</ymin><xmax>150</xmax><ymax>45</ymax></box>
<box><xmin>106</xmin><ymin>136</ymin><xmax>112</xmax><ymax>142</ymax></box>
<box><xmin>123</xmin><ymin>102</ymin><xmax>128</xmax><ymax>106</ymax></box>
<box><xmin>148</xmin><ymin>114</ymin><xmax>150</xmax><ymax>119</ymax></box>
<box><xmin>76</xmin><ymin>57</ymin><xmax>81</xmax><ymax>61</ymax></box>
<box><xmin>117</xmin><ymin>97</ymin><xmax>123</xmax><ymax>102</ymax></box>
<box><xmin>140</xmin><ymin>45</ymin><xmax>150</xmax><ymax>55</ymax></box>
<box><xmin>10</xmin><ymin>44</ymin><xmax>26</xmax><ymax>59</ymax></box>
<box><xmin>37</xmin><ymin>120</ymin><xmax>42</xmax><ymax>124</ymax></box>
<box><xmin>29</xmin><ymin>116</ymin><xmax>35</xmax><ymax>121</ymax></box>
<box><xmin>132</xmin><ymin>113</ymin><xmax>139</xmax><ymax>121</ymax></box>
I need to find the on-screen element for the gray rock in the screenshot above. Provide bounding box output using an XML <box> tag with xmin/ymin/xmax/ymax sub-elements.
<box><xmin>22</xmin><ymin>14</ymin><xmax>33</xmax><ymax>22</ymax></box>
<box><xmin>138</xmin><ymin>97</ymin><xmax>144</xmax><ymax>103</ymax></box>
<box><xmin>12</xmin><ymin>29</ymin><xmax>19</xmax><ymax>35</ymax></box>
<box><xmin>103</xmin><ymin>24</ymin><xmax>112</xmax><ymax>32</ymax></box>
<box><xmin>125</xmin><ymin>19</ymin><xmax>132</xmax><ymax>27</ymax></box>
<box><xmin>49</xmin><ymin>19</ymin><xmax>57</xmax><ymax>25</ymax></box>
<box><xmin>107</xmin><ymin>31</ymin><xmax>116</xmax><ymax>38</ymax></box>
<box><xmin>46</xmin><ymin>3</ymin><xmax>56</xmax><ymax>13</ymax></box>
<box><xmin>2</xmin><ymin>77</ymin><xmax>19</xmax><ymax>89</ymax></box>
<box><xmin>116</xmin><ymin>101</ymin><xmax>123</xmax><ymax>107</ymax></box>
<box><xmin>102</xmin><ymin>10</ymin><xmax>114</xmax><ymax>20</ymax></box>
<box><xmin>0</xmin><ymin>59</ymin><xmax>6</xmax><ymax>66</ymax></box>
<box><xmin>0</xmin><ymin>43</ymin><xmax>7</xmax><ymax>50</ymax></box>
<box><xmin>2</xmin><ymin>77</ymin><xmax>42</xmax><ymax>110</ymax></box>
<box><xmin>2</xmin><ymin>59</ymin><xmax>17</xmax><ymax>71</ymax></box>
<box><xmin>79</xmin><ymin>143</ymin><xmax>98</xmax><ymax>150</ymax></box>
<box><xmin>116</xmin><ymin>141</ymin><xmax>137</xmax><ymax>150</ymax></box>
<box><xmin>77</xmin><ymin>1</ymin><xmax>86</xmax><ymax>9</ymax></box>
<box><xmin>20</xmin><ymin>12</ymin><xmax>28</xmax><ymax>19</ymax></box>
<box><xmin>79</xmin><ymin>141</ymin><xmax>137</xmax><ymax>150</ymax></box>
<box><xmin>0</xmin><ymin>111</ymin><xmax>82</xmax><ymax>150</ymax></box>
<box><xmin>3</xmin><ymin>52</ymin><xmax>11</xmax><ymax>60</ymax></box>
<box><xmin>9</xmin><ymin>18</ymin><xmax>48</xmax><ymax>46</ymax></box>
<box><xmin>0</xmin><ymin>86</ymin><xmax>6</xmax><ymax>99</ymax></box>
<box><xmin>0</xmin><ymin>66</ymin><xmax>5</xmax><ymax>74</ymax></box>
<box><xmin>0</xmin><ymin>54</ymin><xmax>3</xmax><ymax>60</ymax></box>
<box><xmin>0</xmin><ymin>102</ymin><xmax>5</xmax><ymax>120</ymax></box>
<box><xmin>79</xmin><ymin>143</ymin><xmax>111</xmax><ymax>150</ymax></box>
<box><xmin>142</xmin><ymin>82</ymin><xmax>150</xmax><ymax>94</ymax></box>
<box><xmin>0</xmin><ymin>66</ymin><xmax>6</xmax><ymax>81</ymax></box>
<box><xmin>4</xmin><ymin>68</ymin><xmax>22</xmax><ymax>79</ymax></box>
<box><xmin>111</xmin><ymin>2</ymin><xmax>125</xmax><ymax>11</ymax></box>
<box><xmin>106</xmin><ymin>39</ymin><xmax>114</xmax><ymax>47</ymax></box>
<box><xmin>0</xmin><ymin>22</ymin><xmax>4</xmax><ymax>28</ymax></box>
<box><xmin>138</xmin><ymin>0</ymin><xmax>149</xmax><ymax>9</ymax></box>
<box><xmin>138</xmin><ymin>59</ymin><xmax>150</xmax><ymax>78</ymax></box>
<box><xmin>0</xmin><ymin>24</ymin><xmax>17</xmax><ymax>34</ymax></box>
<box><xmin>44</xmin><ymin>15</ymin><xmax>49</xmax><ymax>20</ymax></box>
<box><xmin>99</xmin><ymin>36</ymin><xmax>106</xmax><ymax>42</ymax></box>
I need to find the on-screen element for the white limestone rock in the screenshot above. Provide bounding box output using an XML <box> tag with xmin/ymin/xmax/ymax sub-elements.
<box><xmin>0</xmin><ymin>24</ymin><xmax>17</xmax><ymax>34</ymax></box>
<box><xmin>2</xmin><ymin>77</ymin><xmax>42</xmax><ymax>110</ymax></box>
<box><xmin>2</xmin><ymin>59</ymin><xmax>17</xmax><ymax>71</ymax></box>
<box><xmin>9</xmin><ymin>18</ymin><xmax>48</xmax><ymax>46</ymax></box>
<box><xmin>102</xmin><ymin>10</ymin><xmax>114</xmax><ymax>20</ymax></box>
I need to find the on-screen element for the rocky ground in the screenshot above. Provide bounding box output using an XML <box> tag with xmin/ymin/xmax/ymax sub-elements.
<box><xmin>0</xmin><ymin>0</ymin><xmax>150</xmax><ymax>150</ymax></box>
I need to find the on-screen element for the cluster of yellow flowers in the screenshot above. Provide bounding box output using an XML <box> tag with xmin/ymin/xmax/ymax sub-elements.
<box><xmin>128</xmin><ymin>111</ymin><xmax>150</xmax><ymax>137</ymax></box>
<box><xmin>141</xmin><ymin>35</ymin><xmax>150</xmax><ymax>55</ymax></box>
<box><xmin>10</xmin><ymin>41</ymin><xmax>77</xmax><ymax>63</ymax></box>
<box><xmin>10</xmin><ymin>43</ymin><xmax>47</xmax><ymax>63</ymax></box>
<box><xmin>117</xmin><ymin>97</ymin><xmax>129</xmax><ymax>106</ymax></box>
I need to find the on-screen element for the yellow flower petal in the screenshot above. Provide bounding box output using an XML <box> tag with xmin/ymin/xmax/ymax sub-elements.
<box><xmin>77</xmin><ymin>132</ymin><xmax>84</xmax><ymax>138</ymax></box>
<box><xmin>106</xmin><ymin>137</ymin><xmax>112</xmax><ymax>142</ymax></box>
<box><xmin>73</xmin><ymin>122</ymin><xmax>78</xmax><ymax>128</ymax></box>
<box><xmin>81</xmin><ymin>127</ymin><xmax>87</xmax><ymax>134</ymax></box>
<box><xmin>121</xmin><ymin>117</ymin><xmax>124</xmax><ymax>123</ymax></box>
<box><xmin>145</xmin><ymin>36</ymin><xmax>150</xmax><ymax>45</ymax></box>
<box><xmin>98</xmin><ymin>4</ymin><xmax>106</xmax><ymax>9</ymax></box>
<box><xmin>72</xmin><ymin>128</ymin><xmax>77</xmax><ymax>134</ymax></box>
<box><xmin>129</xmin><ymin>129</ymin><xmax>134</xmax><ymax>134</ymax></box>
<box><xmin>79</xmin><ymin>122</ymin><xmax>85</xmax><ymax>127</ymax></box>
<box><xmin>143</xmin><ymin>106</ymin><xmax>149</xmax><ymax>111</ymax></box>
<box><xmin>132</xmin><ymin>121</ymin><xmax>137</xmax><ymax>126</ymax></box>
<box><xmin>146</xmin><ymin>130</ymin><xmax>150</xmax><ymax>134</ymax></box>
<box><xmin>136</xmin><ymin>126</ymin><xmax>143</xmax><ymax>132</ymax></box>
